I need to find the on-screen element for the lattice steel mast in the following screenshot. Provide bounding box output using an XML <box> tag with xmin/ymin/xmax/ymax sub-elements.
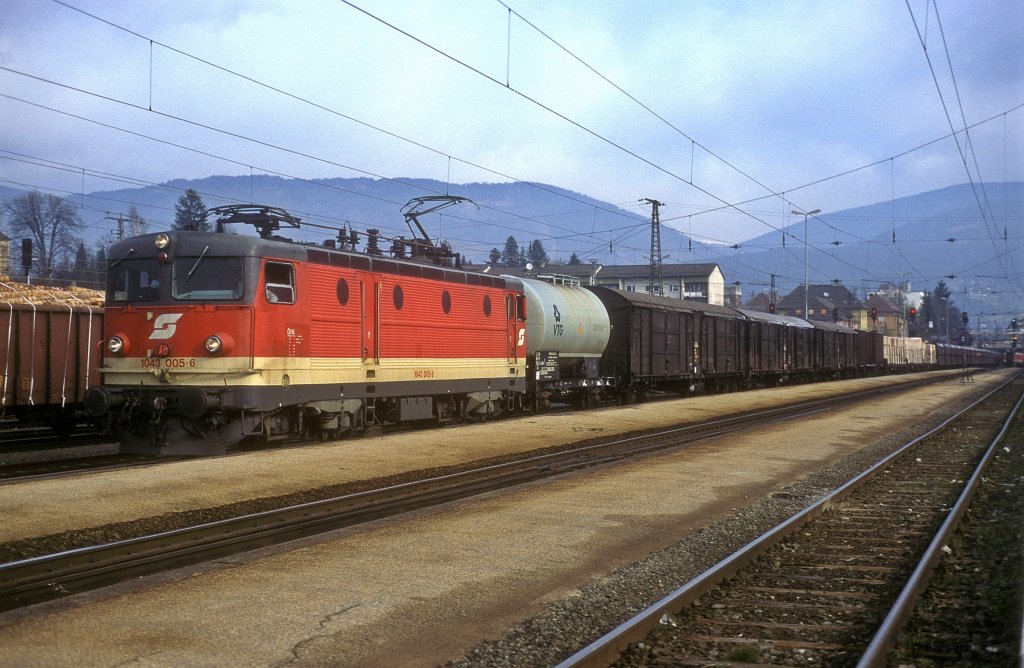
<box><xmin>642</xmin><ymin>198</ymin><xmax>664</xmax><ymax>296</ymax></box>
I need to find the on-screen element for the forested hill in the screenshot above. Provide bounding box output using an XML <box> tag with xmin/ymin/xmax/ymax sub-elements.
<box><xmin>57</xmin><ymin>175</ymin><xmax>690</xmax><ymax>267</ymax></box>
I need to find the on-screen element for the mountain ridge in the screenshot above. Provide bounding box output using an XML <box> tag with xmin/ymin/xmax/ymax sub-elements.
<box><xmin>1</xmin><ymin>177</ymin><xmax>1019</xmax><ymax>316</ymax></box>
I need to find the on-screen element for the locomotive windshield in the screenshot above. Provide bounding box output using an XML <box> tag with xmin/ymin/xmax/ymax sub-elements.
<box><xmin>172</xmin><ymin>257</ymin><xmax>243</xmax><ymax>300</ymax></box>
<box><xmin>108</xmin><ymin>259</ymin><xmax>161</xmax><ymax>303</ymax></box>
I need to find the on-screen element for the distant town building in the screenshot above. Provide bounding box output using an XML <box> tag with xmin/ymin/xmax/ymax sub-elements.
<box><xmin>773</xmin><ymin>284</ymin><xmax>866</xmax><ymax>327</ymax></box>
<box><xmin>497</xmin><ymin>262</ymin><xmax>726</xmax><ymax>306</ymax></box>
<box><xmin>744</xmin><ymin>292</ymin><xmax>773</xmax><ymax>312</ymax></box>
<box><xmin>724</xmin><ymin>283</ymin><xmax>743</xmax><ymax>308</ymax></box>
<box><xmin>864</xmin><ymin>293</ymin><xmax>905</xmax><ymax>335</ymax></box>
<box><xmin>747</xmin><ymin>283</ymin><xmax>911</xmax><ymax>334</ymax></box>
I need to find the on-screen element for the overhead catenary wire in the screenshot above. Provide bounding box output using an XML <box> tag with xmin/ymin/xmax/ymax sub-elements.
<box><xmin>1</xmin><ymin>1</ymin><xmax>1018</xmax><ymax>298</ymax></box>
<box><xmin>15</xmin><ymin>0</ymin><xmax>1021</xmax><ymax>266</ymax></box>
<box><xmin>903</xmin><ymin>0</ymin><xmax>1018</xmax><ymax>293</ymax></box>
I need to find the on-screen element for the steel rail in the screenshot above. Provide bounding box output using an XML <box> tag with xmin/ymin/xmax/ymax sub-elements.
<box><xmin>0</xmin><ymin>374</ymin><xmax>954</xmax><ymax>612</ymax></box>
<box><xmin>554</xmin><ymin>371</ymin><xmax>1021</xmax><ymax>668</ymax></box>
<box><xmin>856</xmin><ymin>386</ymin><xmax>1024</xmax><ymax>666</ymax></box>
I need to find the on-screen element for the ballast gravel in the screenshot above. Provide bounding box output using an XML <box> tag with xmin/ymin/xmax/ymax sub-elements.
<box><xmin>449</xmin><ymin>376</ymin><xmax>1014</xmax><ymax>667</ymax></box>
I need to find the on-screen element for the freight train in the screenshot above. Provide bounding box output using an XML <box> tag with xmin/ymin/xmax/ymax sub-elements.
<box><xmin>81</xmin><ymin>204</ymin><xmax>1003</xmax><ymax>455</ymax></box>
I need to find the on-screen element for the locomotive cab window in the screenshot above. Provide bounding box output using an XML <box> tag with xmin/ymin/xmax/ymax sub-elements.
<box><xmin>108</xmin><ymin>258</ymin><xmax>161</xmax><ymax>302</ymax></box>
<box><xmin>172</xmin><ymin>257</ymin><xmax>243</xmax><ymax>301</ymax></box>
<box><xmin>264</xmin><ymin>261</ymin><xmax>295</xmax><ymax>304</ymax></box>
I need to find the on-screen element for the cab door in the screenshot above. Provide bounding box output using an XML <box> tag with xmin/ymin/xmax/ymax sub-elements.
<box><xmin>361</xmin><ymin>279</ymin><xmax>380</xmax><ymax>365</ymax></box>
<box><xmin>508</xmin><ymin>293</ymin><xmax>525</xmax><ymax>363</ymax></box>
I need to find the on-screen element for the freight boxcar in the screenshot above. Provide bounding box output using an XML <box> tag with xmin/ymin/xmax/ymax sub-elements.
<box><xmin>0</xmin><ymin>302</ymin><xmax>104</xmax><ymax>434</ymax></box>
<box><xmin>736</xmin><ymin>309</ymin><xmax>812</xmax><ymax>385</ymax></box>
<box><xmin>934</xmin><ymin>343</ymin><xmax>1002</xmax><ymax>368</ymax></box>
<box><xmin>811</xmin><ymin>320</ymin><xmax>859</xmax><ymax>377</ymax></box>
<box><xmin>586</xmin><ymin>287</ymin><xmax>746</xmax><ymax>398</ymax></box>
<box><xmin>857</xmin><ymin>330</ymin><xmax>885</xmax><ymax>372</ymax></box>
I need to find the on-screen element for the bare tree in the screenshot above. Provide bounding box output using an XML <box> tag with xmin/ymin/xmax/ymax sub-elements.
<box><xmin>2</xmin><ymin>191</ymin><xmax>81</xmax><ymax>278</ymax></box>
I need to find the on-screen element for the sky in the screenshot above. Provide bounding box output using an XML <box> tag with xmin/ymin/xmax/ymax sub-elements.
<box><xmin>0</xmin><ymin>0</ymin><xmax>1021</xmax><ymax>246</ymax></box>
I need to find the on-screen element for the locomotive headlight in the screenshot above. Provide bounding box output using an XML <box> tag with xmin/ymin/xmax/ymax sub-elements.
<box><xmin>108</xmin><ymin>335</ymin><xmax>126</xmax><ymax>354</ymax></box>
<box><xmin>204</xmin><ymin>333</ymin><xmax>233</xmax><ymax>355</ymax></box>
<box><xmin>154</xmin><ymin>233</ymin><xmax>170</xmax><ymax>249</ymax></box>
<box><xmin>205</xmin><ymin>335</ymin><xmax>222</xmax><ymax>353</ymax></box>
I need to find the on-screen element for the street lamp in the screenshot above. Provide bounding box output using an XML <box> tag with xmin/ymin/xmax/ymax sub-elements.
<box><xmin>792</xmin><ymin>208</ymin><xmax>821</xmax><ymax>318</ymax></box>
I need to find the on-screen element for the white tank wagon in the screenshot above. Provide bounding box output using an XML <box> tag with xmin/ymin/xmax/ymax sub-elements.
<box><xmin>515</xmin><ymin>274</ymin><xmax>611</xmax><ymax>408</ymax></box>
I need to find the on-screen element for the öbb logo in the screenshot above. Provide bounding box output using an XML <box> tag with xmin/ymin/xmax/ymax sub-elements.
<box><xmin>149</xmin><ymin>313</ymin><xmax>183</xmax><ymax>340</ymax></box>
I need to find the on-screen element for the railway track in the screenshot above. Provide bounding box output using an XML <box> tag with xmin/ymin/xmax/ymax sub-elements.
<box><xmin>0</xmin><ymin>425</ymin><xmax>104</xmax><ymax>454</ymax></box>
<box><xmin>0</xmin><ymin>373</ymin><xmax>971</xmax><ymax>612</ymax></box>
<box><xmin>555</xmin><ymin>374</ymin><xmax>1023</xmax><ymax>667</ymax></box>
<box><xmin>0</xmin><ymin>453</ymin><xmax>171</xmax><ymax>482</ymax></box>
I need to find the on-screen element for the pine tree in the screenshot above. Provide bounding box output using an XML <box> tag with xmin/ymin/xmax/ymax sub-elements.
<box><xmin>501</xmin><ymin>236</ymin><xmax>521</xmax><ymax>267</ymax></box>
<box><xmin>526</xmin><ymin>239</ymin><xmax>549</xmax><ymax>267</ymax></box>
<box><xmin>173</xmin><ymin>189</ymin><xmax>209</xmax><ymax>231</ymax></box>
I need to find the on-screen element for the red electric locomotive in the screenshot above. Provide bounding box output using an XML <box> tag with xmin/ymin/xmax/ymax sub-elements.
<box><xmin>85</xmin><ymin>205</ymin><xmax>527</xmax><ymax>455</ymax></box>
